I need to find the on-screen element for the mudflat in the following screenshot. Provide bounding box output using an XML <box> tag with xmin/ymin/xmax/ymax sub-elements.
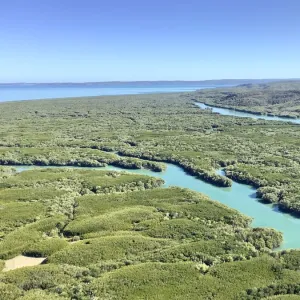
<box><xmin>3</xmin><ymin>255</ymin><xmax>46</xmax><ymax>272</ymax></box>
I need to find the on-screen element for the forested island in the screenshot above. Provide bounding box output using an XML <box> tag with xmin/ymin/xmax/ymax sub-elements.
<box><xmin>1</xmin><ymin>84</ymin><xmax>300</xmax><ymax>299</ymax></box>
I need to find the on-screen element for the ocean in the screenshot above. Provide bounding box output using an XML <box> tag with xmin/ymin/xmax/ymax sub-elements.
<box><xmin>0</xmin><ymin>82</ymin><xmax>233</xmax><ymax>102</ymax></box>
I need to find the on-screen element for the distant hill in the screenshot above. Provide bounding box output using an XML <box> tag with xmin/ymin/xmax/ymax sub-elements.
<box><xmin>192</xmin><ymin>80</ymin><xmax>300</xmax><ymax>118</ymax></box>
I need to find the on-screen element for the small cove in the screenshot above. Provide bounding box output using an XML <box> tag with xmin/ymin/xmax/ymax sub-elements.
<box><xmin>14</xmin><ymin>163</ymin><xmax>300</xmax><ymax>250</ymax></box>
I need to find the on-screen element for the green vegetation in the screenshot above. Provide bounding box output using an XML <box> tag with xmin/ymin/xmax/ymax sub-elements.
<box><xmin>0</xmin><ymin>168</ymin><xmax>163</xmax><ymax>258</ymax></box>
<box><xmin>0</xmin><ymin>166</ymin><xmax>296</xmax><ymax>299</ymax></box>
<box><xmin>23</xmin><ymin>238</ymin><xmax>69</xmax><ymax>258</ymax></box>
<box><xmin>0</xmin><ymin>146</ymin><xmax>166</xmax><ymax>172</ymax></box>
<box><xmin>1</xmin><ymin>87</ymin><xmax>300</xmax><ymax>298</ymax></box>
<box><xmin>0</xmin><ymin>261</ymin><xmax>4</xmax><ymax>271</ymax></box>
<box><xmin>193</xmin><ymin>81</ymin><xmax>300</xmax><ymax>118</ymax></box>
<box><xmin>91</xmin><ymin>256</ymin><xmax>300</xmax><ymax>300</ymax></box>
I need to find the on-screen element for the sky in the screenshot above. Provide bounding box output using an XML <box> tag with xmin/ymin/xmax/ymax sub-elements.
<box><xmin>0</xmin><ymin>0</ymin><xmax>300</xmax><ymax>82</ymax></box>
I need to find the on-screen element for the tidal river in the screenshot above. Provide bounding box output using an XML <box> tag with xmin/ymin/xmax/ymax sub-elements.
<box><xmin>15</xmin><ymin>163</ymin><xmax>300</xmax><ymax>250</ymax></box>
<box><xmin>195</xmin><ymin>102</ymin><xmax>300</xmax><ymax>124</ymax></box>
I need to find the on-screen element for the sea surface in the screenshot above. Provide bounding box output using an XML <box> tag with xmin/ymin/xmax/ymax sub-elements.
<box><xmin>0</xmin><ymin>83</ymin><xmax>232</xmax><ymax>102</ymax></box>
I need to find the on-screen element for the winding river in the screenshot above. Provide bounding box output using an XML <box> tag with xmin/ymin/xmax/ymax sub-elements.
<box><xmin>8</xmin><ymin>95</ymin><xmax>300</xmax><ymax>250</ymax></box>
<box><xmin>195</xmin><ymin>102</ymin><xmax>300</xmax><ymax>124</ymax></box>
<box><xmin>15</xmin><ymin>163</ymin><xmax>300</xmax><ymax>250</ymax></box>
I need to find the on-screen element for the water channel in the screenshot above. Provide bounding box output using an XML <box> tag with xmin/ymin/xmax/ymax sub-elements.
<box><xmin>14</xmin><ymin>163</ymin><xmax>300</xmax><ymax>250</ymax></box>
<box><xmin>195</xmin><ymin>102</ymin><xmax>300</xmax><ymax>124</ymax></box>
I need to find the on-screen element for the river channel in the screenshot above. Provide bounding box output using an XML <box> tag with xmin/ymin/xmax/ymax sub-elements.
<box><xmin>195</xmin><ymin>102</ymin><xmax>300</xmax><ymax>124</ymax></box>
<box><xmin>15</xmin><ymin>163</ymin><xmax>300</xmax><ymax>250</ymax></box>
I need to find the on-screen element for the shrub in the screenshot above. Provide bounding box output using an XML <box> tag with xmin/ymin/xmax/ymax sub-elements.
<box><xmin>0</xmin><ymin>283</ymin><xmax>22</xmax><ymax>300</ymax></box>
<box><xmin>23</xmin><ymin>238</ymin><xmax>69</xmax><ymax>257</ymax></box>
<box><xmin>18</xmin><ymin>289</ymin><xmax>66</xmax><ymax>299</ymax></box>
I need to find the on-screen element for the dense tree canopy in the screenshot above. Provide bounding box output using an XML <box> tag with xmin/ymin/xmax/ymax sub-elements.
<box><xmin>1</xmin><ymin>88</ymin><xmax>300</xmax><ymax>298</ymax></box>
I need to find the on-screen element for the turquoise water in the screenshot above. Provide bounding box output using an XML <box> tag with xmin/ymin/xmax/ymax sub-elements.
<box><xmin>196</xmin><ymin>102</ymin><xmax>300</xmax><ymax>124</ymax></box>
<box><xmin>15</xmin><ymin>164</ymin><xmax>300</xmax><ymax>250</ymax></box>
<box><xmin>0</xmin><ymin>84</ymin><xmax>232</xmax><ymax>102</ymax></box>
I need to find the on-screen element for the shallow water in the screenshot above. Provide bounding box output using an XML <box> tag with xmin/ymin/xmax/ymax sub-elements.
<box><xmin>196</xmin><ymin>102</ymin><xmax>300</xmax><ymax>124</ymax></box>
<box><xmin>15</xmin><ymin>164</ymin><xmax>300</xmax><ymax>250</ymax></box>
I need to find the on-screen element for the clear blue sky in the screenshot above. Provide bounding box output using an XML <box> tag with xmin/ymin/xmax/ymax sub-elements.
<box><xmin>1</xmin><ymin>0</ymin><xmax>299</xmax><ymax>82</ymax></box>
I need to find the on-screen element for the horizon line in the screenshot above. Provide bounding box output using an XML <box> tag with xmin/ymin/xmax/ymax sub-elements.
<box><xmin>1</xmin><ymin>78</ymin><xmax>300</xmax><ymax>85</ymax></box>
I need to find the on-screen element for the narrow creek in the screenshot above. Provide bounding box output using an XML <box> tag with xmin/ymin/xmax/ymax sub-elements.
<box><xmin>195</xmin><ymin>102</ymin><xmax>300</xmax><ymax>124</ymax></box>
<box><xmin>14</xmin><ymin>163</ymin><xmax>300</xmax><ymax>250</ymax></box>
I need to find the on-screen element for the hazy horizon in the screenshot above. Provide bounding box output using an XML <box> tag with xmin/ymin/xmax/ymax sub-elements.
<box><xmin>1</xmin><ymin>78</ymin><xmax>300</xmax><ymax>85</ymax></box>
